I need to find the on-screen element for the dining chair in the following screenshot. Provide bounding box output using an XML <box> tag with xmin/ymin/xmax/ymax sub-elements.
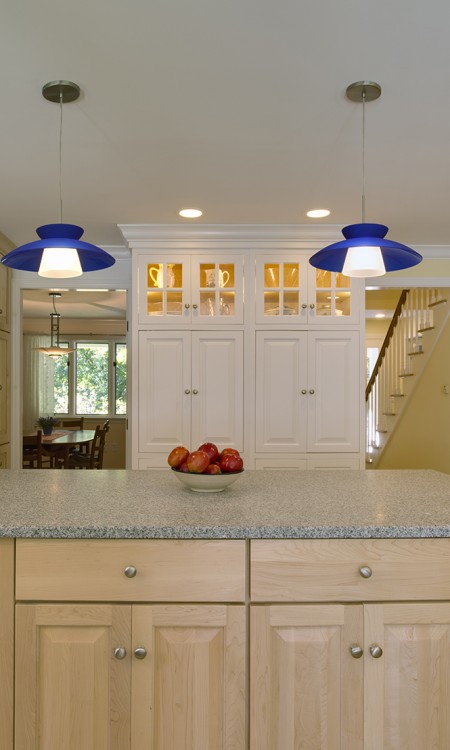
<box><xmin>68</xmin><ymin>423</ymin><xmax>109</xmax><ymax>470</ymax></box>
<box><xmin>22</xmin><ymin>431</ymin><xmax>52</xmax><ymax>469</ymax></box>
<box><xmin>59</xmin><ymin>417</ymin><xmax>85</xmax><ymax>430</ymax></box>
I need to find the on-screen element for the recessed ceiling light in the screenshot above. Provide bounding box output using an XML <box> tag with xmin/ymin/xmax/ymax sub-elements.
<box><xmin>306</xmin><ymin>209</ymin><xmax>331</xmax><ymax>219</ymax></box>
<box><xmin>375</xmin><ymin>313</ymin><xmax>386</xmax><ymax>318</ymax></box>
<box><xmin>179</xmin><ymin>208</ymin><xmax>203</xmax><ymax>218</ymax></box>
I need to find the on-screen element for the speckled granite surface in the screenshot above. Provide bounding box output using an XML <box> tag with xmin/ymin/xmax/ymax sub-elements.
<box><xmin>1</xmin><ymin>469</ymin><xmax>450</xmax><ymax>539</ymax></box>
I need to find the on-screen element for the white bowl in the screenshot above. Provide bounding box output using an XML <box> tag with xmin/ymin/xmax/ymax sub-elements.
<box><xmin>171</xmin><ymin>467</ymin><xmax>244</xmax><ymax>493</ymax></box>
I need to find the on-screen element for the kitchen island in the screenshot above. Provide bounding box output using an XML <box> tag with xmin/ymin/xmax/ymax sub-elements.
<box><xmin>3</xmin><ymin>468</ymin><xmax>450</xmax><ymax>750</ymax></box>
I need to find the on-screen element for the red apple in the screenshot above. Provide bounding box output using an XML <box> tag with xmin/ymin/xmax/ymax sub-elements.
<box><xmin>186</xmin><ymin>450</ymin><xmax>210</xmax><ymax>473</ymax></box>
<box><xmin>198</xmin><ymin>442</ymin><xmax>219</xmax><ymax>463</ymax></box>
<box><xmin>178</xmin><ymin>461</ymin><xmax>190</xmax><ymax>473</ymax></box>
<box><xmin>219</xmin><ymin>448</ymin><xmax>241</xmax><ymax>459</ymax></box>
<box><xmin>219</xmin><ymin>453</ymin><xmax>243</xmax><ymax>473</ymax></box>
<box><xmin>205</xmin><ymin>463</ymin><xmax>222</xmax><ymax>474</ymax></box>
<box><xmin>168</xmin><ymin>446</ymin><xmax>190</xmax><ymax>468</ymax></box>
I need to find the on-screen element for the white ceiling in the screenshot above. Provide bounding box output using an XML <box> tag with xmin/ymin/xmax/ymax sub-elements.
<box><xmin>22</xmin><ymin>289</ymin><xmax>127</xmax><ymax>320</ymax></box>
<box><xmin>1</xmin><ymin>0</ymin><xmax>450</xmax><ymax>253</ymax></box>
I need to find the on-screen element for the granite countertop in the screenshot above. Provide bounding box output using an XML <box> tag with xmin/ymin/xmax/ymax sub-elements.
<box><xmin>1</xmin><ymin>469</ymin><xmax>450</xmax><ymax>539</ymax></box>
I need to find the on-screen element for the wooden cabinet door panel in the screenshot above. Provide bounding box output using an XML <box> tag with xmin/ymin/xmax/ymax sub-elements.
<box><xmin>138</xmin><ymin>330</ymin><xmax>191</xmax><ymax>452</ymax></box>
<box><xmin>364</xmin><ymin>603</ymin><xmax>450</xmax><ymax>750</ymax></box>
<box><xmin>132</xmin><ymin>604</ymin><xmax>246</xmax><ymax>750</ymax></box>
<box><xmin>255</xmin><ymin>331</ymin><xmax>308</xmax><ymax>452</ymax></box>
<box><xmin>0</xmin><ymin>331</ymin><xmax>9</xmax><ymax>445</ymax></box>
<box><xmin>191</xmin><ymin>331</ymin><xmax>243</xmax><ymax>451</ymax></box>
<box><xmin>0</xmin><ymin>540</ymin><xmax>13</xmax><ymax>750</ymax></box>
<box><xmin>15</xmin><ymin>604</ymin><xmax>131</xmax><ymax>750</ymax></box>
<box><xmin>250</xmin><ymin>604</ymin><xmax>363</xmax><ymax>750</ymax></box>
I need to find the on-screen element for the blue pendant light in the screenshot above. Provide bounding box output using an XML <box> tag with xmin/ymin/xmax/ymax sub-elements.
<box><xmin>309</xmin><ymin>82</ymin><xmax>422</xmax><ymax>278</ymax></box>
<box><xmin>1</xmin><ymin>81</ymin><xmax>115</xmax><ymax>278</ymax></box>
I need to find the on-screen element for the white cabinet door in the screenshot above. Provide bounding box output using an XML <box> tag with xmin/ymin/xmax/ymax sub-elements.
<box><xmin>138</xmin><ymin>331</ymin><xmax>191</xmax><ymax>452</ymax></box>
<box><xmin>0</xmin><ymin>331</ymin><xmax>9</xmax><ymax>445</ymax></box>
<box><xmin>0</xmin><ymin>255</ymin><xmax>9</xmax><ymax>332</ymax></box>
<box><xmin>307</xmin><ymin>331</ymin><xmax>360</xmax><ymax>452</ymax></box>
<box><xmin>191</xmin><ymin>256</ymin><xmax>244</xmax><ymax>325</ymax></box>
<box><xmin>191</xmin><ymin>331</ymin><xmax>244</xmax><ymax>451</ymax></box>
<box><xmin>255</xmin><ymin>331</ymin><xmax>308</xmax><ymax>453</ymax></box>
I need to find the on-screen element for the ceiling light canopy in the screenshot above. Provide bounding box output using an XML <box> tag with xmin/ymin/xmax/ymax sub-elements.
<box><xmin>309</xmin><ymin>82</ymin><xmax>422</xmax><ymax>278</ymax></box>
<box><xmin>36</xmin><ymin>292</ymin><xmax>75</xmax><ymax>359</ymax></box>
<box><xmin>1</xmin><ymin>81</ymin><xmax>115</xmax><ymax>278</ymax></box>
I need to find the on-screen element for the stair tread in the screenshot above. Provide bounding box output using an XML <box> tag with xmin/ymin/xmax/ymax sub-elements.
<box><xmin>399</xmin><ymin>372</ymin><xmax>414</xmax><ymax>378</ymax></box>
<box><xmin>382</xmin><ymin>412</ymin><xmax>397</xmax><ymax>416</ymax></box>
<box><xmin>428</xmin><ymin>298</ymin><xmax>447</xmax><ymax>308</ymax></box>
<box><xmin>389</xmin><ymin>393</ymin><xmax>405</xmax><ymax>397</ymax></box>
<box><xmin>418</xmin><ymin>326</ymin><xmax>435</xmax><ymax>332</ymax></box>
<box><xmin>408</xmin><ymin>351</ymin><xmax>424</xmax><ymax>356</ymax></box>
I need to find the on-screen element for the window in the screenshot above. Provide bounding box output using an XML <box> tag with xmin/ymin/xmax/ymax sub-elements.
<box><xmin>54</xmin><ymin>338</ymin><xmax>127</xmax><ymax>416</ymax></box>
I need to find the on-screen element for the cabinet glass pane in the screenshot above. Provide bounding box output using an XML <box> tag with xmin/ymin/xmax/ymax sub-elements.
<box><xmin>147</xmin><ymin>262</ymin><xmax>182</xmax><ymax>289</ymax></box>
<box><xmin>336</xmin><ymin>272</ymin><xmax>350</xmax><ymax>289</ymax></box>
<box><xmin>166</xmin><ymin>291</ymin><xmax>183</xmax><ymax>316</ymax></box>
<box><xmin>316</xmin><ymin>269</ymin><xmax>332</xmax><ymax>288</ymax></box>
<box><xmin>200</xmin><ymin>292</ymin><xmax>216</xmax><ymax>316</ymax></box>
<box><xmin>336</xmin><ymin>291</ymin><xmax>351</xmax><ymax>316</ymax></box>
<box><xmin>147</xmin><ymin>291</ymin><xmax>163</xmax><ymax>316</ymax></box>
<box><xmin>200</xmin><ymin>263</ymin><xmax>234</xmax><ymax>290</ymax></box>
<box><xmin>284</xmin><ymin>291</ymin><xmax>299</xmax><ymax>315</ymax></box>
<box><xmin>283</xmin><ymin>263</ymin><xmax>299</xmax><ymax>288</ymax></box>
<box><xmin>264</xmin><ymin>264</ymin><xmax>280</xmax><ymax>288</ymax></box>
<box><xmin>200</xmin><ymin>263</ymin><xmax>215</xmax><ymax>288</ymax></box>
<box><xmin>219</xmin><ymin>291</ymin><xmax>235</xmax><ymax>316</ymax></box>
<box><xmin>316</xmin><ymin>292</ymin><xmax>333</xmax><ymax>316</ymax></box>
<box><xmin>264</xmin><ymin>291</ymin><xmax>279</xmax><ymax>315</ymax></box>
<box><xmin>219</xmin><ymin>263</ymin><xmax>234</xmax><ymax>288</ymax></box>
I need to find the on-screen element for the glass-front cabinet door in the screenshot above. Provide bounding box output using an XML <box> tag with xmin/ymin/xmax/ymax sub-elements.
<box><xmin>255</xmin><ymin>255</ymin><xmax>359</xmax><ymax>325</ymax></box>
<box><xmin>138</xmin><ymin>254</ymin><xmax>243</xmax><ymax>325</ymax></box>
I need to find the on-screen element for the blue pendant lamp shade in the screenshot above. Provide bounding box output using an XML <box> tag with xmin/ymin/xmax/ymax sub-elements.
<box><xmin>0</xmin><ymin>80</ymin><xmax>116</xmax><ymax>278</ymax></box>
<box><xmin>309</xmin><ymin>81</ymin><xmax>423</xmax><ymax>278</ymax></box>
<box><xmin>1</xmin><ymin>223</ymin><xmax>116</xmax><ymax>277</ymax></box>
<box><xmin>309</xmin><ymin>222</ymin><xmax>422</xmax><ymax>278</ymax></box>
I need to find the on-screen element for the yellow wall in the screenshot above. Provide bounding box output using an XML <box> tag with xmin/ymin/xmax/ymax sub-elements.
<box><xmin>377</xmin><ymin>316</ymin><xmax>450</xmax><ymax>474</ymax></box>
<box><xmin>82</xmin><ymin>418</ymin><xmax>126</xmax><ymax>469</ymax></box>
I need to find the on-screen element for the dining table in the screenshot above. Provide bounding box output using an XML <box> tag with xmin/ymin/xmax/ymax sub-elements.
<box><xmin>42</xmin><ymin>429</ymin><xmax>96</xmax><ymax>469</ymax></box>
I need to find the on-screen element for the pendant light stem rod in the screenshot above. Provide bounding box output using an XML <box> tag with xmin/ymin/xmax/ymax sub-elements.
<box><xmin>59</xmin><ymin>91</ymin><xmax>63</xmax><ymax>224</ymax></box>
<box><xmin>361</xmin><ymin>88</ymin><xmax>366</xmax><ymax>224</ymax></box>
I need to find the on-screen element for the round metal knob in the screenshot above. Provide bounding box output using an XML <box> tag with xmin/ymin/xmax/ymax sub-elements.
<box><xmin>192</xmin><ymin>304</ymin><xmax>198</xmax><ymax>309</ymax></box>
<box><xmin>309</xmin><ymin>303</ymin><xmax>315</xmax><ymax>309</ymax></box>
<box><xmin>192</xmin><ymin>389</ymin><xmax>199</xmax><ymax>395</ymax></box>
<box><xmin>184</xmin><ymin>303</ymin><xmax>190</xmax><ymax>309</ymax></box>
<box><xmin>124</xmin><ymin>565</ymin><xmax>137</xmax><ymax>578</ymax></box>
<box><xmin>134</xmin><ymin>646</ymin><xmax>147</xmax><ymax>660</ymax></box>
<box><xmin>359</xmin><ymin>566</ymin><xmax>372</xmax><ymax>579</ymax></box>
<box><xmin>301</xmin><ymin>389</ymin><xmax>307</xmax><ymax>395</ymax></box>
<box><xmin>350</xmin><ymin>644</ymin><xmax>363</xmax><ymax>659</ymax></box>
<box><xmin>301</xmin><ymin>303</ymin><xmax>307</xmax><ymax>309</ymax></box>
<box><xmin>185</xmin><ymin>389</ymin><xmax>191</xmax><ymax>394</ymax></box>
<box><xmin>369</xmin><ymin>644</ymin><xmax>383</xmax><ymax>659</ymax></box>
<box><xmin>114</xmin><ymin>647</ymin><xmax>127</xmax><ymax>660</ymax></box>
<box><xmin>309</xmin><ymin>389</ymin><xmax>315</xmax><ymax>395</ymax></box>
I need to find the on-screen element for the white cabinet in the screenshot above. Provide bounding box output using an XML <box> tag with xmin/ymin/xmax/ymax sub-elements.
<box><xmin>255</xmin><ymin>255</ymin><xmax>360</xmax><ymax>326</ymax></box>
<box><xmin>138</xmin><ymin>254</ymin><xmax>244</xmax><ymax>326</ymax></box>
<box><xmin>0</xmin><ymin>252</ymin><xmax>9</xmax><ymax>332</ymax></box>
<box><xmin>255</xmin><ymin>330</ymin><xmax>360</xmax><ymax>454</ymax></box>
<box><xmin>0</xmin><ymin>330</ymin><xmax>10</xmax><ymax>446</ymax></box>
<box><xmin>138</xmin><ymin>330</ymin><xmax>243</xmax><ymax>461</ymax></box>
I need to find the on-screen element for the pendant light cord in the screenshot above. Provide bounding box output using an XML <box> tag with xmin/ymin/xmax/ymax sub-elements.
<box><xmin>361</xmin><ymin>88</ymin><xmax>366</xmax><ymax>224</ymax></box>
<box><xmin>59</xmin><ymin>91</ymin><xmax>63</xmax><ymax>224</ymax></box>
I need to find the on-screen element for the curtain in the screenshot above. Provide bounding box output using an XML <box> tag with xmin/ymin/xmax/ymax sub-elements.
<box><xmin>22</xmin><ymin>334</ymin><xmax>55</xmax><ymax>432</ymax></box>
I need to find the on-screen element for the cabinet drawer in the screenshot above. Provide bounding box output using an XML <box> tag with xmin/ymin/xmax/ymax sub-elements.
<box><xmin>251</xmin><ymin>539</ymin><xmax>450</xmax><ymax>602</ymax></box>
<box><xmin>16</xmin><ymin>539</ymin><xmax>246</xmax><ymax>602</ymax></box>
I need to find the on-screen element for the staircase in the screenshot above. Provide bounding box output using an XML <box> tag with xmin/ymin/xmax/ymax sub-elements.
<box><xmin>366</xmin><ymin>288</ymin><xmax>450</xmax><ymax>467</ymax></box>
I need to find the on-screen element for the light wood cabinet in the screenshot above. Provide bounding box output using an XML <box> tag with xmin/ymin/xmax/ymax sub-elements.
<box><xmin>0</xmin><ymin>541</ymin><xmax>13</xmax><ymax>750</ymax></box>
<box><xmin>138</xmin><ymin>330</ymin><xmax>243</xmax><ymax>461</ymax></box>
<box><xmin>255</xmin><ymin>330</ymin><xmax>360</xmax><ymax>455</ymax></box>
<box><xmin>0</xmin><ymin>251</ymin><xmax>10</xmax><ymax>333</ymax></box>
<box><xmin>0</xmin><ymin>442</ymin><xmax>10</xmax><ymax>469</ymax></box>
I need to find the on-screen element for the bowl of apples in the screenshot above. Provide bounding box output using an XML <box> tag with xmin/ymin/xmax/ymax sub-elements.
<box><xmin>168</xmin><ymin>443</ymin><xmax>244</xmax><ymax>492</ymax></box>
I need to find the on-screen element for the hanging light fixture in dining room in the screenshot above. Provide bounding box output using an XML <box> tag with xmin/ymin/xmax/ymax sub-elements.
<box><xmin>1</xmin><ymin>81</ymin><xmax>115</xmax><ymax>278</ymax></box>
<box><xmin>309</xmin><ymin>81</ymin><xmax>422</xmax><ymax>277</ymax></box>
<box><xmin>36</xmin><ymin>292</ymin><xmax>75</xmax><ymax>359</ymax></box>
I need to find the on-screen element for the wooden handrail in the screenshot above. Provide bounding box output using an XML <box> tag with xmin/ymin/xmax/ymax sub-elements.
<box><xmin>365</xmin><ymin>289</ymin><xmax>409</xmax><ymax>401</ymax></box>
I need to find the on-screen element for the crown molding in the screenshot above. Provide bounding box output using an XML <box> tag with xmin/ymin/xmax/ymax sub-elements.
<box><xmin>118</xmin><ymin>223</ymin><xmax>345</xmax><ymax>244</ymax></box>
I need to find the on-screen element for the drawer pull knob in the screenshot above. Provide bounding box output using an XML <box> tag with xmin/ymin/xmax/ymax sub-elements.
<box><xmin>114</xmin><ymin>646</ymin><xmax>127</xmax><ymax>660</ymax></box>
<box><xmin>134</xmin><ymin>646</ymin><xmax>147</xmax><ymax>660</ymax></box>
<box><xmin>350</xmin><ymin>644</ymin><xmax>363</xmax><ymax>659</ymax></box>
<box><xmin>185</xmin><ymin>389</ymin><xmax>191</xmax><ymax>394</ymax></box>
<box><xmin>359</xmin><ymin>565</ymin><xmax>372</xmax><ymax>578</ymax></box>
<box><xmin>192</xmin><ymin>304</ymin><xmax>198</xmax><ymax>309</ymax></box>
<box><xmin>309</xmin><ymin>389</ymin><xmax>315</xmax><ymax>395</ymax></box>
<box><xmin>301</xmin><ymin>389</ymin><xmax>307</xmax><ymax>395</ymax></box>
<box><xmin>185</xmin><ymin>303</ymin><xmax>190</xmax><ymax>309</ymax></box>
<box><xmin>369</xmin><ymin>644</ymin><xmax>383</xmax><ymax>659</ymax></box>
<box><xmin>309</xmin><ymin>303</ymin><xmax>315</xmax><ymax>309</ymax></box>
<box><xmin>302</xmin><ymin>303</ymin><xmax>307</xmax><ymax>309</ymax></box>
<box><xmin>124</xmin><ymin>565</ymin><xmax>137</xmax><ymax>578</ymax></box>
<box><xmin>192</xmin><ymin>389</ymin><xmax>199</xmax><ymax>395</ymax></box>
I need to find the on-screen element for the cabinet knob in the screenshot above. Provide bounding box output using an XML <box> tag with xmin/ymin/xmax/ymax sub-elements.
<box><xmin>124</xmin><ymin>565</ymin><xmax>137</xmax><ymax>578</ymax></box>
<box><xmin>309</xmin><ymin>389</ymin><xmax>315</xmax><ymax>395</ymax></box>
<box><xmin>185</xmin><ymin>389</ymin><xmax>191</xmax><ymax>394</ymax></box>
<box><xmin>350</xmin><ymin>644</ymin><xmax>363</xmax><ymax>659</ymax></box>
<box><xmin>184</xmin><ymin>303</ymin><xmax>190</xmax><ymax>309</ymax></box>
<box><xmin>114</xmin><ymin>646</ymin><xmax>127</xmax><ymax>660</ymax></box>
<box><xmin>301</xmin><ymin>389</ymin><xmax>307</xmax><ymax>395</ymax></box>
<box><xmin>301</xmin><ymin>303</ymin><xmax>307</xmax><ymax>309</ymax></box>
<box><xmin>369</xmin><ymin>644</ymin><xmax>383</xmax><ymax>659</ymax></box>
<box><xmin>192</xmin><ymin>389</ymin><xmax>199</xmax><ymax>395</ymax></box>
<box><xmin>309</xmin><ymin>303</ymin><xmax>315</xmax><ymax>309</ymax></box>
<box><xmin>192</xmin><ymin>304</ymin><xmax>198</xmax><ymax>309</ymax></box>
<box><xmin>359</xmin><ymin>565</ymin><xmax>372</xmax><ymax>579</ymax></box>
<box><xmin>134</xmin><ymin>646</ymin><xmax>147</xmax><ymax>660</ymax></box>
